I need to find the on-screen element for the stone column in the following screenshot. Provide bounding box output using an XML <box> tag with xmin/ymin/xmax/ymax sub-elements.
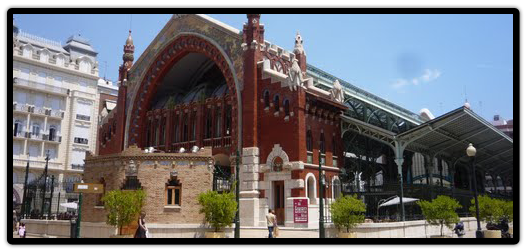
<box><xmin>238</xmin><ymin>147</ymin><xmax>260</xmax><ymax>227</ymax></box>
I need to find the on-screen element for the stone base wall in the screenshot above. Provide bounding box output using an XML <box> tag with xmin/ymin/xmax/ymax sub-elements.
<box><xmin>325</xmin><ymin>217</ymin><xmax>489</xmax><ymax>238</ymax></box>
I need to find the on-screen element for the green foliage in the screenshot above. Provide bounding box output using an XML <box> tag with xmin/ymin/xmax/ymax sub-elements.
<box><xmin>197</xmin><ymin>190</ymin><xmax>237</xmax><ymax>232</ymax></box>
<box><xmin>501</xmin><ymin>200</ymin><xmax>513</xmax><ymax>222</ymax></box>
<box><xmin>330</xmin><ymin>195</ymin><xmax>366</xmax><ymax>233</ymax></box>
<box><xmin>417</xmin><ymin>195</ymin><xmax>461</xmax><ymax>236</ymax></box>
<box><xmin>101</xmin><ymin>189</ymin><xmax>146</xmax><ymax>235</ymax></box>
<box><xmin>470</xmin><ymin>195</ymin><xmax>503</xmax><ymax>224</ymax></box>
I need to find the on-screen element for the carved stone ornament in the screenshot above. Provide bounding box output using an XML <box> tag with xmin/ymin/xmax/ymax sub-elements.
<box><xmin>329</xmin><ymin>80</ymin><xmax>345</xmax><ymax>103</ymax></box>
<box><xmin>293</xmin><ymin>32</ymin><xmax>305</xmax><ymax>55</ymax></box>
<box><xmin>126</xmin><ymin>160</ymin><xmax>138</xmax><ymax>176</ymax></box>
<box><xmin>287</xmin><ymin>58</ymin><xmax>303</xmax><ymax>91</ymax></box>
<box><xmin>266</xmin><ymin>144</ymin><xmax>290</xmax><ymax>171</ymax></box>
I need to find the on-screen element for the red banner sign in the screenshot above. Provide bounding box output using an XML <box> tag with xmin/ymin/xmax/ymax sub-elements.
<box><xmin>293</xmin><ymin>199</ymin><xmax>308</xmax><ymax>223</ymax></box>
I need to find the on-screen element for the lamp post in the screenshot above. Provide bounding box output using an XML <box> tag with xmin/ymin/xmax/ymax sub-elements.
<box><xmin>21</xmin><ymin>152</ymin><xmax>30</xmax><ymax>219</ymax></box>
<box><xmin>318</xmin><ymin>149</ymin><xmax>325</xmax><ymax>238</ymax></box>
<box><xmin>40</xmin><ymin>150</ymin><xmax>50</xmax><ymax>219</ymax></box>
<box><xmin>466</xmin><ymin>143</ymin><xmax>483</xmax><ymax>238</ymax></box>
<box><xmin>234</xmin><ymin>150</ymin><xmax>240</xmax><ymax>238</ymax></box>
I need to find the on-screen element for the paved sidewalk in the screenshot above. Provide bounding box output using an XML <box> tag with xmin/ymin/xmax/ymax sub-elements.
<box><xmin>241</xmin><ymin>228</ymin><xmax>319</xmax><ymax>238</ymax></box>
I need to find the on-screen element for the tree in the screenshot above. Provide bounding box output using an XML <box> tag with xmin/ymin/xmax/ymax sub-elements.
<box><xmin>330</xmin><ymin>195</ymin><xmax>366</xmax><ymax>233</ymax></box>
<box><xmin>101</xmin><ymin>189</ymin><xmax>146</xmax><ymax>235</ymax></box>
<box><xmin>197</xmin><ymin>190</ymin><xmax>237</xmax><ymax>232</ymax></box>
<box><xmin>470</xmin><ymin>195</ymin><xmax>503</xmax><ymax>225</ymax></box>
<box><xmin>417</xmin><ymin>195</ymin><xmax>461</xmax><ymax>237</ymax></box>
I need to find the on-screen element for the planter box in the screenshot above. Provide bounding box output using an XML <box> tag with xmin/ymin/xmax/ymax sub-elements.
<box><xmin>205</xmin><ymin>232</ymin><xmax>225</xmax><ymax>238</ymax></box>
<box><xmin>339</xmin><ymin>232</ymin><xmax>357</xmax><ymax>238</ymax></box>
<box><xmin>483</xmin><ymin>230</ymin><xmax>501</xmax><ymax>238</ymax></box>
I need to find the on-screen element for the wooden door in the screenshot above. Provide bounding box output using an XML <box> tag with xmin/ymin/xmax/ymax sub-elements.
<box><xmin>273</xmin><ymin>181</ymin><xmax>285</xmax><ymax>225</ymax></box>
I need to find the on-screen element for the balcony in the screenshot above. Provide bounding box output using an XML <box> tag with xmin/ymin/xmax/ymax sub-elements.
<box><xmin>49</xmin><ymin>109</ymin><xmax>65</xmax><ymax>119</ymax></box>
<box><xmin>42</xmin><ymin>134</ymin><xmax>62</xmax><ymax>143</ymax></box>
<box><xmin>33</xmin><ymin>106</ymin><xmax>47</xmax><ymax>116</ymax></box>
<box><xmin>13</xmin><ymin>103</ymin><xmax>31</xmax><ymax>113</ymax></box>
<box><xmin>13</xmin><ymin>77</ymin><xmax>69</xmax><ymax>96</ymax></box>
<box><xmin>74</xmin><ymin>137</ymin><xmax>89</xmax><ymax>145</ymax></box>
<box><xmin>26</xmin><ymin>132</ymin><xmax>42</xmax><ymax>141</ymax></box>
<box><xmin>13</xmin><ymin>130</ymin><xmax>26</xmax><ymax>139</ymax></box>
<box><xmin>71</xmin><ymin>164</ymin><xmax>85</xmax><ymax>170</ymax></box>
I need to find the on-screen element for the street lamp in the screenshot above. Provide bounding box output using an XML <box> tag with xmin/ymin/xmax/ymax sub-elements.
<box><xmin>21</xmin><ymin>152</ymin><xmax>30</xmax><ymax>219</ymax></box>
<box><xmin>40</xmin><ymin>150</ymin><xmax>50</xmax><ymax>219</ymax></box>
<box><xmin>318</xmin><ymin>149</ymin><xmax>325</xmax><ymax>238</ymax></box>
<box><xmin>466</xmin><ymin>143</ymin><xmax>483</xmax><ymax>238</ymax></box>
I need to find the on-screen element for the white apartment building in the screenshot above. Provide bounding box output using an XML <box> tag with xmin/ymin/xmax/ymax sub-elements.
<box><xmin>12</xmin><ymin>20</ymin><xmax>100</xmax><ymax>209</ymax></box>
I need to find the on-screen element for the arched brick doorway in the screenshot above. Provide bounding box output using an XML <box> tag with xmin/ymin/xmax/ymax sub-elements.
<box><xmin>127</xmin><ymin>34</ymin><xmax>240</xmax><ymax>152</ymax></box>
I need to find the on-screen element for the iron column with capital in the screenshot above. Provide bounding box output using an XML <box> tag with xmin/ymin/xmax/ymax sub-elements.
<box><xmin>40</xmin><ymin>151</ymin><xmax>50</xmax><ymax>219</ymax></box>
<box><xmin>319</xmin><ymin>150</ymin><xmax>325</xmax><ymax>238</ymax></box>
<box><xmin>21</xmin><ymin>153</ymin><xmax>30</xmax><ymax>218</ymax></box>
<box><xmin>234</xmin><ymin>150</ymin><xmax>240</xmax><ymax>238</ymax></box>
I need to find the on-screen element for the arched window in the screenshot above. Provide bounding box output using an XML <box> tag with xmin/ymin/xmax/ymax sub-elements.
<box><xmin>320</xmin><ymin>132</ymin><xmax>326</xmax><ymax>154</ymax></box>
<box><xmin>22</xmin><ymin>46</ymin><xmax>32</xmax><ymax>58</ymax></box>
<box><xmin>284</xmin><ymin>99</ymin><xmax>290</xmax><ymax>117</ymax></box>
<box><xmin>182</xmin><ymin>114</ymin><xmax>188</xmax><ymax>142</ymax></box>
<box><xmin>154</xmin><ymin>119</ymin><xmax>160</xmax><ymax>146</ymax></box>
<box><xmin>273</xmin><ymin>95</ymin><xmax>280</xmax><ymax>113</ymax></box>
<box><xmin>191</xmin><ymin>112</ymin><xmax>197</xmax><ymax>141</ymax></box>
<box><xmin>166</xmin><ymin>176</ymin><xmax>182</xmax><ymax>206</ymax></box>
<box><xmin>215</xmin><ymin>106</ymin><xmax>222</xmax><ymax>138</ymax></box>
<box><xmin>333</xmin><ymin>178</ymin><xmax>342</xmax><ymax>199</ymax></box>
<box><xmin>146</xmin><ymin>120</ymin><xmax>152</xmax><ymax>146</ymax></box>
<box><xmin>160</xmin><ymin>117</ymin><xmax>166</xmax><ymax>145</ymax></box>
<box><xmin>225</xmin><ymin>105</ymin><xmax>232</xmax><ymax>136</ymax></box>
<box><xmin>306</xmin><ymin>130</ymin><xmax>313</xmax><ymax>152</ymax></box>
<box><xmin>264</xmin><ymin>90</ymin><xmax>270</xmax><ymax>109</ymax></box>
<box><xmin>306</xmin><ymin>175</ymin><xmax>317</xmax><ymax>205</ymax></box>
<box><xmin>173</xmin><ymin>114</ymin><xmax>180</xmax><ymax>143</ymax></box>
<box><xmin>205</xmin><ymin>109</ymin><xmax>212</xmax><ymax>139</ymax></box>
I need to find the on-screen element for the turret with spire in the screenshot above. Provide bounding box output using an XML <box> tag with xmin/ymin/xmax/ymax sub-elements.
<box><xmin>119</xmin><ymin>30</ymin><xmax>135</xmax><ymax>84</ymax></box>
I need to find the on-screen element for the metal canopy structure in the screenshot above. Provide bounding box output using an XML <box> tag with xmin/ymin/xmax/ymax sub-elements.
<box><xmin>396</xmin><ymin>106</ymin><xmax>514</xmax><ymax>177</ymax></box>
<box><xmin>340</xmin><ymin>105</ymin><xmax>514</xmax><ymax>221</ymax></box>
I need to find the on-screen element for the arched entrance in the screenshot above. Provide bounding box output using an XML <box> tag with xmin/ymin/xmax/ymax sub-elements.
<box><xmin>127</xmin><ymin>34</ymin><xmax>240</xmax><ymax>152</ymax></box>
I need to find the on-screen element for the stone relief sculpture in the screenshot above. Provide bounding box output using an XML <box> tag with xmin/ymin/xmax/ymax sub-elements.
<box><xmin>287</xmin><ymin>58</ymin><xmax>303</xmax><ymax>91</ymax></box>
<box><xmin>293</xmin><ymin>32</ymin><xmax>305</xmax><ymax>55</ymax></box>
<box><xmin>329</xmin><ymin>79</ymin><xmax>345</xmax><ymax>103</ymax></box>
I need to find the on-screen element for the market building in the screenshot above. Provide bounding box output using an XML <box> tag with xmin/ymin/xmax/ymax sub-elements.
<box><xmin>83</xmin><ymin>14</ymin><xmax>514</xmax><ymax>232</ymax></box>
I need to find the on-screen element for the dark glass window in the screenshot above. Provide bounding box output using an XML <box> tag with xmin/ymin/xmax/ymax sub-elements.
<box><xmin>274</xmin><ymin>95</ymin><xmax>280</xmax><ymax>112</ymax></box>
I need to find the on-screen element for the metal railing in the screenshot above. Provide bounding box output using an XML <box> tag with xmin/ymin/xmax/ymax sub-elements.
<box><xmin>76</xmin><ymin>114</ymin><xmax>90</xmax><ymax>121</ymax></box>
<box><xmin>71</xmin><ymin>164</ymin><xmax>85</xmax><ymax>170</ymax></box>
<box><xmin>42</xmin><ymin>134</ymin><xmax>62</xmax><ymax>143</ymax></box>
<box><xmin>73</xmin><ymin>137</ymin><xmax>89</xmax><ymax>145</ymax></box>
<box><xmin>13</xmin><ymin>77</ymin><xmax>69</xmax><ymax>96</ymax></box>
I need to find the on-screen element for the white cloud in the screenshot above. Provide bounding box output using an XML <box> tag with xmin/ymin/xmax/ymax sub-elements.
<box><xmin>390</xmin><ymin>68</ymin><xmax>441</xmax><ymax>89</ymax></box>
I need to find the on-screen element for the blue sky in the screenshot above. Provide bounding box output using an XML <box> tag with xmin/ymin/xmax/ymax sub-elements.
<box><xmin>14</xmin><ymin>14</ymin><xmax>513</xmax><ymax>121</ymax></box>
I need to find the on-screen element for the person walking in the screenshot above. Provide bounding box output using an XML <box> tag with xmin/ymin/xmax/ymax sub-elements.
<box><xmin>18</xmin><ymin>223</ymin><xmax>26</xmax><ymax>238</ymax></box>
<box><xmin>134</xmin><ymin>212</ymin><xmax>148</xmax><ymax>238</ymax></box>
<box><xmin>453</xmin><ymin>221</ymin><xmax>465</xmax><ymax>238</ymax></box>
<box><xmin>266</xmin><ymin>209</ymin><xmax>277</xmax><ymax>238</ymax></box>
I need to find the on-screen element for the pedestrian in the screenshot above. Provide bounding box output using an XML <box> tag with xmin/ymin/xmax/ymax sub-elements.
<box><xmin>13</xmin><ymin>210</ymin><xmax>18</xmax><ymax>233</ymax></box>
<box><xmin>134</xmin><ymin>212</ymin><xmax>148</xmax><ymax>238</ymax></box>
<box><xmin>18</xmin><ymin>223</ymin><xmax>26</xmax><ymax>238</ymax></box>
<box><xmin>453</xmin><ymin>221</ymin><xmax>465</xmax><ymax>238</ymax></box>
<box><xmin>266</xmin><ymin>209</ymin><xmax>277</xmax><ymax>238</ymax></box>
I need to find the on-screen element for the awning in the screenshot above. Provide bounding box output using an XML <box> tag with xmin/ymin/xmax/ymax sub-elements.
<box><xmin>60</xmin><ymin>202</ymin><xmax>78</xmax><ymax>209</ymax></box>
<box><xmin>397</xmin><ymin>106</ymin><xmax>513</xmax><ymax>178</ymax></box>
<box><xmin>379</xmin><ymin>196</ymin><xmax>419</xmax><ymax>207</ymax></box>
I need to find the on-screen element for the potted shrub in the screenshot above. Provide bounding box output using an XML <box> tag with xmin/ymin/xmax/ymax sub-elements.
<box><xmin>197</xmin><ymin>190</ymin><xmax>237</xmax><ymax>238</ymax></box>
<box><xmin>101</xmin><ymin>189</ymin><xmax>146</xmax><ymax>238</ymax></box>
<box><xmin>417</xmin><ymin>195</ymin><xmax>461</xmax><ymax>238</ymax></box>
<box><xmin>330</xmin><ymin>194</ymin><xmax>366</xmax><ymax>238</ymax></box>
<box><xmin>470</xmin><ymin>195</ymin><xmax>503</xmax><ymax>238</ymax></box>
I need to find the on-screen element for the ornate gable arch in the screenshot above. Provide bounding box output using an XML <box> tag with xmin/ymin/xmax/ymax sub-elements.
<box><xmin>127</xmin><ymin>34</ymin><xmax>240</xmax><ymax>151</ymax></box>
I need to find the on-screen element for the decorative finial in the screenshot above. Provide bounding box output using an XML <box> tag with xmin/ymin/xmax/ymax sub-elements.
<box><xmin>293</xmin><ymin>32</ymin><xmax>305</xmax><ymax>55</ymax></box>
<box><xmin>464</xmin><ymin>102</ymin><xmax>471</xmax><ymax>109</ymax></box>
